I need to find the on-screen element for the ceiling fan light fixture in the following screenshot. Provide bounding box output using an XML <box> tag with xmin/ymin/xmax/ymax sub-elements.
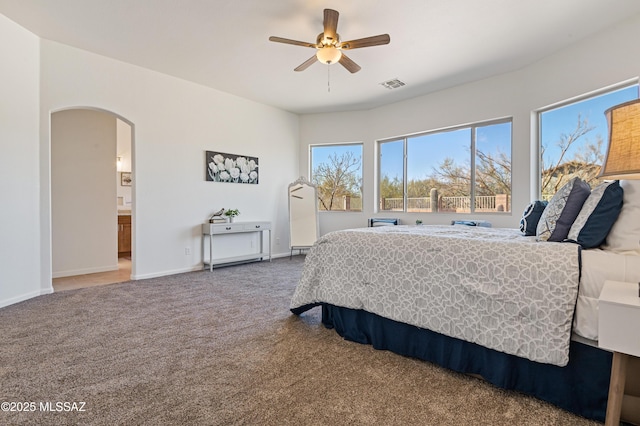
<box><xmin>316</xmin><ymin>47</ymin><xmax>342</xmax><ymax>65</ymax></box>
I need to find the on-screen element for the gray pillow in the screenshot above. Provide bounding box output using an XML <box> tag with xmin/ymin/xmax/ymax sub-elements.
<box><xmin>537</xmin><ymin>177</ymin><xmax>591</xmax><ymax>242</ymax></box>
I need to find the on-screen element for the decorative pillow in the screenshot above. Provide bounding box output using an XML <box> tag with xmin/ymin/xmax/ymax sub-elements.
<box><xmin>536</xmin><ymin>177</ymin><xmax>591</xmax><ymax>242</ymax></box>
<box><xmin>566</xmin><ymin>180</ymin><xmax>623</xmax><ymax>248</ymax></box>
<box><xmin>602</xmin><ymin>180</ymin><xmax>640</xmax><ymax>254</ymax></box>
<box><xmin>519</xmin><ymin>200</ymin><xmax>548</xmax><ymax>236</ymax></box>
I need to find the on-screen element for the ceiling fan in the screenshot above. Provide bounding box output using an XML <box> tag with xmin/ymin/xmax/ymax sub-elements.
<box><xmin>269</xmin><ymin>8</ymin><xmax>390</xmax><ymax>74</ymax></box>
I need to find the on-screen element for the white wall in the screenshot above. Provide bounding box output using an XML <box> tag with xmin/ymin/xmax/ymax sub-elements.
<box><xmin>39</xmin><ymin>40</ymin><xmax>299</xmax><ymax>282</ymax></box>
<box><xmin>51</xmin><ymin>109</ymin><xmax>118</xmax><ymax>277</ymax></box>
<box><xmin>0</xmin><ymin>15</ymin><xmax>45</xmax><ymax>307</ymax></box>
<box><xmin>300</xmin><ymin>13</ymin><xmax>640</xmax><ymax>235</ymax></box>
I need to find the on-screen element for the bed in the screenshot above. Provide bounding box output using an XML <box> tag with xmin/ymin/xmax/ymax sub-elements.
<box><xmin>290</xmin><ymin>181</ymin><xmax>640</xmax><ymax>422</ymax></box>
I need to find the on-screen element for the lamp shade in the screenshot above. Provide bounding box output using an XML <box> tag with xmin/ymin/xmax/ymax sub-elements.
<box><xmin>316</xmin><ymin>47</ymin><xmax>342</xmax><ymax>65</ymax></box>
<box><xmin>600</xmin><ymin>99</ymin><xmax>640</xmax><ymax>179</ymax></box>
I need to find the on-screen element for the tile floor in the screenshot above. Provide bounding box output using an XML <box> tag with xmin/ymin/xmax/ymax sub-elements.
<box><xmin>52</xmin><ymin>257</ymin><xmax>132</xmax><ymax>292</ymax></box>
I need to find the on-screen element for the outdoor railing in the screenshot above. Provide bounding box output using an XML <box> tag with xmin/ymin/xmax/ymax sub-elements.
<box><xmin>318</xmin><ymin>195</ymin><xmax>363</xmax><ymax>212</ymax></box>
<box><xmin>317</xmin><ymin>193</ymin><xmax>510</xmax><ymax>213</ymax></box>
<box><xmin>381</xmin><ymin>194</ymin><xmax>510</xmax><ymax>213</ymax></box>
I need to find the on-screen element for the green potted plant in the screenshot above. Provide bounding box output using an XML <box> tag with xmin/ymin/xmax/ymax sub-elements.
<box><xmin>224</xmin><ymin>208</ymin><xmax>240</xmax><ymax>223</ymax></box>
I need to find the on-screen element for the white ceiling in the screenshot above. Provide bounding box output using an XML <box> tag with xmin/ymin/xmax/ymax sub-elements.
<box><xmin>2</xmin><ymin>0</ymin><xmax>640</xmax><ymax>114</ymax></box>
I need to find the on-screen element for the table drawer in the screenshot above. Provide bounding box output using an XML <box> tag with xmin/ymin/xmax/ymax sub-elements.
<box><xmin>243</xmin><ymin>222</ymin><xmax>270</xmax><ymax>231</ymax></box>
<box><xmin>202</xmin><ymin>223</ymin><xmax>244</xmax><ymax>234</ymax></box>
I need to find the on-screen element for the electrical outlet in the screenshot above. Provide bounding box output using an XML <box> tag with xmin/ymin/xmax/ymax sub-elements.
<box><xmin>185</xmin><ymin>247</ymin><xmax>191</xmax><ymax>255</ymax></box>
<box><xmin>276</xmin><ymin>237</ymin><xmax>280</xmax><ymax>246</ymax></box>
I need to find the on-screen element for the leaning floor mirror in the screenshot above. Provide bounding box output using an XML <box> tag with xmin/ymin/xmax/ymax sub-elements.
<box><xmin>288</xmin><ymin>176</ymin><xmax>319</xmax><ymax>258</ymax></box>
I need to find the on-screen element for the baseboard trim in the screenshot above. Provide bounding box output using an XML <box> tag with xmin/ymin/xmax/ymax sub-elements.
<box><xmin>272</xmin><ymin>250</ymin><xmax>308</xmax><ymax>259</ymax></box>
<box><xmin>131</xmin><ymin>253</ymin><xmax>303</xmax><ymax>280</ymax></box>
<box><xmin>0</xmin><ymin>287</ymin><xmax>53</xmax><ymax>309</ymax></box>
<box><xmin>53</xmin><ymin>264</ymin><xmax>118</xmax><ymax>278</ymax></box>
<box><xmin>131</xmin><ymin>265</ymin><xmax>203</xmax><ymax>280</ymax></box>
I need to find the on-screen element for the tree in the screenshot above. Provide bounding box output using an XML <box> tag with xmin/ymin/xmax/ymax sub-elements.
<box><xmin>427</xmin><ymin>149</ymin><xmax>512</xmax><ymax>196</ymax></box>
<box><xmin>407</xmin><ymin>177</ymin><xmax>437</xmax><ymax>198</ymax></box>
<box><xmin>540</xmin><ymin>115</ymin><xmax>602</xmax><ymax>196</ymax></box>
<box><xmin>475</xmin><ymin>148</ymin><xmax>511</xmax><ymax>196</ymax></box>
<box><xmin>312</xmin><ymin>151</ymin><xmax>362</xmax><ymax>211</ymax></box>
<box><xmin>378</xmin><ymin>174</ymin><xmax>404</xmax><ymax>210</ymax></box>
<box><xmin>431</xmin><ymin>157</ymin><xmax>471</xmax><ymax>197</ymax></box>
<box><xmin>379</xmin><ymin>175</ymin><xmax>403</xmax><ymax>199</ymax></box>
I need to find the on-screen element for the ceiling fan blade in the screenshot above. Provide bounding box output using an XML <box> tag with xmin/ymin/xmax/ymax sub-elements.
<box><xmin>323</xmin><ymin>9</ymin><xmax>339</xmax><ymax>42</ymax></box>
<box><xmin>294</xmin><ymin>55</ymin><xmax>318</xmax><ymax>72</ymax></box>
<box><xmin>269</xmin><ymin>36</ymin><xmax>316</xmax><ymax>48</ymax></box>
<box><xmin>339</xmin><ymin>34</ymin><xmax>391</xmax><ymax>50</ymax></box>
<box><xmin>338</xmin><ymin>53</ymin><xmax>361</xmax><ymax>74</ymax></box>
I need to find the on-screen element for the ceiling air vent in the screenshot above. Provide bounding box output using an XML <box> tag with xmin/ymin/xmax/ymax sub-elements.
<box><xmin>380</xmin><ymin>78</ymin><xmax>406</xmax><ymax>90</ymax></box>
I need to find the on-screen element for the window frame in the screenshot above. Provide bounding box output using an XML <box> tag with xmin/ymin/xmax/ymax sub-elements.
<box><xmin>377</xmin><ymin>117</ymin><xmax>513</xmax><ymax>214</ymax></box>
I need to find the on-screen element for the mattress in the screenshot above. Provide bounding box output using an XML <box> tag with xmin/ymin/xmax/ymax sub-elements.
<box><xmin>573</xmin><ymin>248</ymin><xmax>640</xmax><ymax>341</ymax></box>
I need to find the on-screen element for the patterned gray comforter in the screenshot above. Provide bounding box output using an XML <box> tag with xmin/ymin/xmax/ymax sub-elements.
<box><xmin>290</xmin><ymin>225</ymin><xmax>581</xmax><ymax>366</ymax></box>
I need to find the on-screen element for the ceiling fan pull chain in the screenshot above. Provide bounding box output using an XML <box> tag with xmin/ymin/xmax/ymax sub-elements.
<box><xmin>327</xmin><ymin>64</ymin><xmax>331</xmax><ymax>93</ymax></box>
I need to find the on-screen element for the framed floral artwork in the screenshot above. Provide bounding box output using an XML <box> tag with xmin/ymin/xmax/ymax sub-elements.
<box><xmin>120</xmin><ymin>172</ymin><xmax>132</xmax><ymax>186</ymax></box>
<box><xmin>206</xmin><ymin>151</ymin><xmax>259</xmax><ymax>184</ymax></box>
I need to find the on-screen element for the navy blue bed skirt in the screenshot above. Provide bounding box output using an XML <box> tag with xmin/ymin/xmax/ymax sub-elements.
<box><xmin>320</xmin><ymin>304</ymin><xmax>612</xmax><ymax>422</ymax></box>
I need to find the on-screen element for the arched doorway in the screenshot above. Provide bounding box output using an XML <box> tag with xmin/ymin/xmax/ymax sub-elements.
<box><xmin>50</xmin><ymin>107</ymin><xmax>135</xmax><ymax>291</ymax></box>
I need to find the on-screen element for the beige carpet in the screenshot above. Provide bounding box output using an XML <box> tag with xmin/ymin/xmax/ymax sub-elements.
<box><xmin>0</xmin><ymin>257</ymin><xmax>600</xmax><ymax>425</ymax></box>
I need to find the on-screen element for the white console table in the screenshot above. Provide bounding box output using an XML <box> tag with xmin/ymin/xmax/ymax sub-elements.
<box><xmin>202</xmin><ymin>221</ymin><xmax>271</xmax><ymax>270</ymax></box>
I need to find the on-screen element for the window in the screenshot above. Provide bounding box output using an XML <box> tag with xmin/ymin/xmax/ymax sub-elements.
<box><xmin>539</xmin><ymin>84</ymin><xmax>639</xmax><ymax>199</ymax></box>
<box><xmin>310</xmin><ymin>143</ymin><xmax>363</xmax><ymax>211</ymax></box>
<box><xmin>379</xmin><ymin>119</ymin><xmax>512</xmax><ymax>214</ymax></box>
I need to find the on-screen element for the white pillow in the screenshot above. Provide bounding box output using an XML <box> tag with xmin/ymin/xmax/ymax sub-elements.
<box><xmin>602</xmin><ymin>180</ymin><xmax>640</xmax><ymax>254</ymax></box>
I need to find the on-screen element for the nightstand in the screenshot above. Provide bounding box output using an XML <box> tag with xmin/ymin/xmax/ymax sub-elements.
<box><xmin>599</xmin><ymin>280</ymin><xmax>640</xmax><ymax>426</ymax></box>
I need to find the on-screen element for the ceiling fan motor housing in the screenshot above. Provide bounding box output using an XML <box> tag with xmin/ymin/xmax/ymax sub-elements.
<box><xmin>317</xmin><ymin>32</ymin><xmax>339</xmax><ymax>47</ymax></box>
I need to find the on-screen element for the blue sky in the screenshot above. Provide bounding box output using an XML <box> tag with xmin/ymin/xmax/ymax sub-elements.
<box><xmin>310</xmin><ymin>84</ymin><xmax>639</xmax><ymax>184</ymax></box>
<box><xmin>310</xmin><ymin>143</ymin><xmax>363</xmax><ymax>179</ymax></box>
<box><xmin>540</xmin><ymin>85</ymin><xmax>638</xmax><ymax>164</ymax></box>
<box><xmin>382</xmin><ymin>122</ymin><xmax>512</xmax><ymax>181</ymax></box>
